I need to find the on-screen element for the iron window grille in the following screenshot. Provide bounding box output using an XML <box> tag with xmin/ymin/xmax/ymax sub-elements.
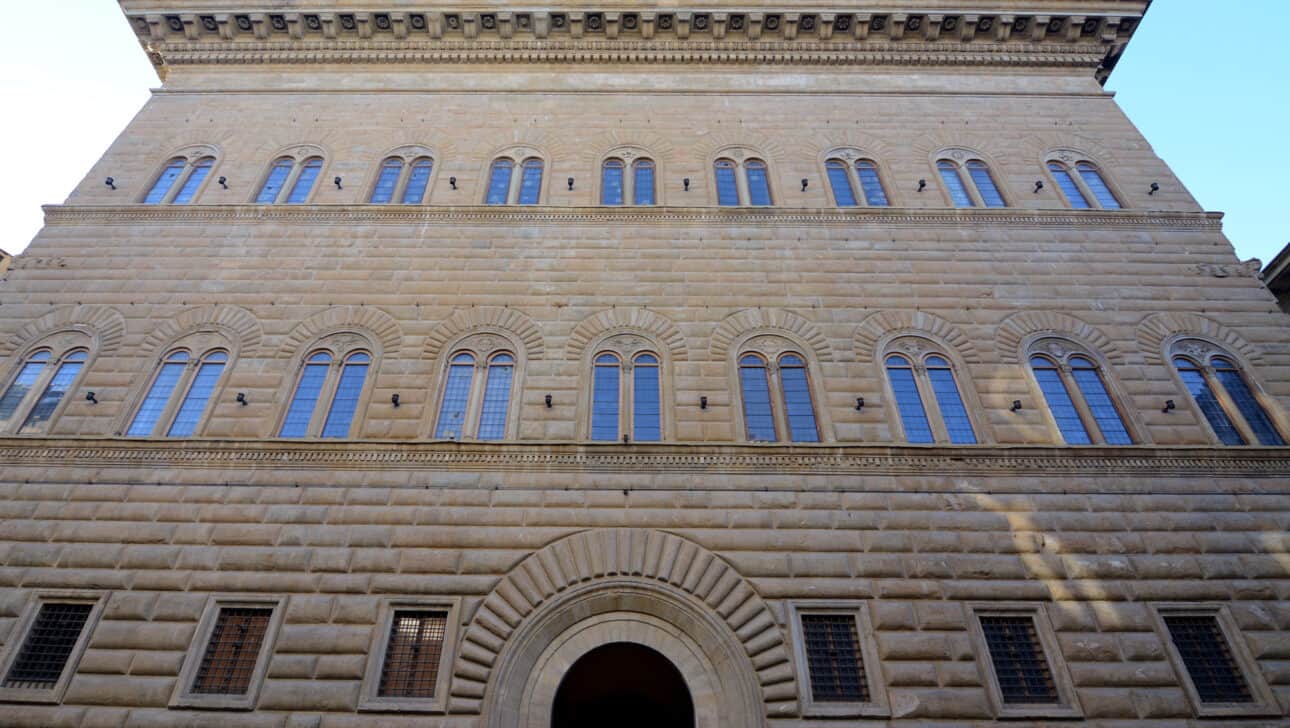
<box><xmin>1163</xmin><ymin>616</ymin><xmax>1253</xmax><ymax>704</ymax></box>
<box><xmin>378</xmin><ymin>610</ymin><xmax>449</xmax><ymax>698</ymax></box>
<box><xmin>801</xmin><ymin>614</ymin><xmax>869</xmax><ymax>702</ymax></box>
<box><xmin>2</xmin><ymin>603</ymin><xmax>93</xmax><ymax>690</ymax></box>
<box><xmin>191</xmin><ymin>607</ymin><xmax>272</xmax><ymax>695</ymax></box>
<box><xmin>979</xmin><ymin>616</ymin><xmax>1059</xmax><ymax>704</ymax></box>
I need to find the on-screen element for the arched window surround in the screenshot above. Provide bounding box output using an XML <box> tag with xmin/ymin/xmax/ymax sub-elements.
<box><xmin>274</xmin><ymin>332</ymin><xmax>379</xmax><ymax>439</ymax></box>
<box><xmin>481</xmin><ymin>145</ymin><xmax>550</xmax><ymax>205</ymax></box>
<box><xmin>1043</xmin><ymin>150</ymin><xmax>1124</xmax><ymax>210</ymax></box>
<box><xmin>818</xmin><ymin>148</ymin><xmax>894</xmax><ymax>208</ymax></box>
<box><xmin>365</xmin><ymin>145</ymin><xmax>440</xmax><ymax>205</ymax></box>
<box><xmin>932</xmin><ymin>148</ymin><xmax>1009</xmax><ymax>209</ymax></box>
<box><xmin>122</xmin><ymin>347</ymin><xmax>231</xmax><ymax>438</ymax></box>
<box><xmin>711</xmin><ymin>147</ymin><xmax>775</xmax><ymax>207</ymax></box>
<box><xmin>140</xmin><ymin>145</ymin><xmax>221</xmax><ymax>205</ymax></box>
<box><xmin>1023</xmin><ymin>336</ymin><xmax>1143</xmax><ymax>446</ymax></box>
<box><xmin>425</xmin><ymin>330</ymin><xmax>527</xmax><ymax>441</ymax></box>
<box><xmin>1167</xmin><ymin>338</ymin><xmax>1287</xmax><ymax>446</ymax></box>
<box><xmin>252</xmin><ymin>144</ymin><xmax>328</xmax><ymax>205</ymax></box>
<box><xmin>597</xmin><ymin>147</ymin><xmax>661</xmax><ymax>206</ymax></box>
<box><xmin>877</xmin><ymin>336</ymin><xmax>990</xmax><ymax>445</ymax></box>
<box><xmin>728</xmin><ymin>333</ymin><xmax>832</xmax><ymax>443</ymax></box>
<box><xmin>0</xmin><ymin>333</ymin><xmax>95</xmax><ymax>436</ymax></box>
<box><xmin>576</xmin><ymin>332</ymin><xmax>674</xmax><ymax>442</ymax></box>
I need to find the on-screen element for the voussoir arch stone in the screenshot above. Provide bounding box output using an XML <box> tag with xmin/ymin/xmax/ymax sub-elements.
<box><xmin>566</xmin><ymin>308</ymin><xmax>687</xmax><ymax>361</ymax></box>
<box><xmin>277</xmin><ymin>305</ymin><xmax>402</xmax><ymax>359</ymax></box>
<box><xmin>1136</xmin><ymin>312</ymin><xmax>1262</xmax><ymax>365</ymax></box>
<box><xmin>425</xmin><ymin>307</ymin><xmax>544</xmax><ymax>361</ymax></box>
<box><xmin>451</xmin><ymin>528</ymin><xmax>796</xmax><ymax>718</ymax></box>
<box><xmin>854</xmin><ymin>310</ymin><xmax>981</xmax><ymax>364</ymax></box>
<box><xmin>710</xmin><ymin>308</ymin><xmax>833</xmax><ymax>362</ymax></box>
<box><xmin>995</xmin><ymin>310</ymin><xmax>1124</xmax><ymax>365</ymax></box>
<box><xmin>0</xmin><ymin>304</ymin><xmax>127</xmax><ymax>359</ymax></box>
<box><xmin>140</xmin><ymin>304</ymin><xmax>263</xmax><ymax>358</ymax></box>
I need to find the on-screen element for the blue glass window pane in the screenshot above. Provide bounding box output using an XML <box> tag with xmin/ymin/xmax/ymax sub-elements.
<box><xmin>171</xmin><ymin>159</ymin><xmax>213</xmax><ymax>205</ymax></box>
<box><xmin>144</xmin><ymin>160</ymin><xmax>186</xmax><ymax>204</ymax></box>
<box><xmin>715</xmin><ymin>162</ymin><xmax>739</xmax><ymax>206</ymax></box>
<box><xmin>634</xmin><ymin>162</ymin><xmax>655</xmax><ymax>205</ymax></box>
<box><xmin>166</xmin><ymin>355</ymin><xmax>226</xmax><ymax>437</ymax></box>
<box><xmin>435</xmin><ymin>355</ymin><xmax>475</xmax><ymax>439</ymax></box>
<box><xmin>1070</xmin><ymin>361</ymin><xmax>1132</xmax><ymax>445</ymax></box>
<box><xmin>739</xmin><ymin>356</ymin><xmax>776</xmax><ymax>442</ymax></box>
<box><xmin>927</xmin><ymin>360</ymin><xmax>977</xmax><ymax>444</ymax></box>
<box><xmin>287</xmin><ymin>158</ymin><xmax>323</xmax><ymax>204</ymax></box>
<box><xmin>402</xmin><ymin>160</ymin><xmax>433</xmax><ymax>204</ymax></box>
<box><xmin>1048</xmin><ymin>163</ymin><xmax>1090</xmax><ymax>209</ymax></box>
<box><xmin>256</xmin><ymin>160</ymin><xmax>293</xmax><ymax>204</ymax></box>
<box><xmin>0</xmin><ymin>356</ymin><xmax>48</xmax><ymax>425</ymax></box>
<box><xmin>633</xmin><ymin>357</ymin><xmax>661</xmax><ymax>442</ymax></box>
<box><xmin>780</xmin><ymin>358</ymin><xmax>819</xmax><ymax>443</ymax></box>
<box><xmin>591</xmin><ymin>356</ymin><xmax>620</xmax><ymax>441</ymax></box>
<box><xmin>856</xmin><ymin>161</ymin><xmax>889</xmax><ymax>207</ymax></box>
<box><xmin>826</xmin><ymin>161</ymin><xmax>857</xmax><ymax>207</ymax></box>
<box><xmin>127</xmin><ymin>358</ymin><xmax>188</xmax><ymax>437</ymax></box>
<box><xmin>1031</xmin><ymin>358</ymin><xmax>1092</xmax><ymax>445</ymax></box>
<box><xmin>279</xmin><ymin>355</ymin><xmax>331</xmax><ymax>438</ymax></box>
<box><xmin>1077</xmin><ymin>164</ymin><xmax>1120</xmax><ymax>209</ymax></box>
<box><xmin>1215</xmin><ymin>366</ymin><xmax>1284</xmax><ymax>445</ymax></box>
<box><xmin>518</xmin><ymin>160</ymin><xmax>543</xmax><ymax>205</ymax></box>
<box><xmin>486</xmin><ymin>161</ymin><xmax>512</xmax><ymax>205</ymax></box>
<box><xmin>1175</xmin><ymin>360</ymin><xmax>1244</xmax><ymax>446</ymax></box>
<box><xmin>967</xmin><ymin>161</ymin><xmax>1006</xmax><ymax>207</ymax></box>
<box><xmin>746</xmin><ymin>162</ymin><xmax>771</xmax><ymax>206</ymax></box>
<box><xmin>938</xmin><ymin>162</ymin><xmax>974</xmax><ymax>208</ymax></box>
<box><xmin>887</xmin><ymin>357</ymin><xmax>933</xmax><ymax>444</ymax></box>
<box><xmin>321</xmin><ymin>355</ymin><xmax>369</xmax><ymax>438</ymax></box>
<box><xmin>370</xmin><ymin>160</ymin><xmax>403</xmax><ymax>203</ymax></box>
<box><xmin>602</xmin><ymin>161</ymin><xmax>624</xmax><ymax>205</ymax></box>
<box><xmin>477</xmin><ymin>358</ymin><xmax>513</xmax><ymax>441</ymax></box>
<box><xmin>19</xmin><ymin>356</ymin><xmax>85</xmax><ymax>434</ymax></box>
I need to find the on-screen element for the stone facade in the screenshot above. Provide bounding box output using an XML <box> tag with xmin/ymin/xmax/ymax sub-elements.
<box><xmin>0</xmin><ymin>0</ymin><xmax>1287</xmax><ymax>725</ymax></box>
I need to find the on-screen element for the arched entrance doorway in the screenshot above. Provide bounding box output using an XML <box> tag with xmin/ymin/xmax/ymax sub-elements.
<box><xmin>552</xmin><ymin>643</ymin><xmax>695</xmax><ymax>728</ymax></box>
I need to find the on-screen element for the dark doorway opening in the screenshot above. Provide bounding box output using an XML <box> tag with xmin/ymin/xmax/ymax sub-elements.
<box><xmin>551</xmin><ymin>642</ymin><xmax>696</xmax><ymax>728</ymax></box>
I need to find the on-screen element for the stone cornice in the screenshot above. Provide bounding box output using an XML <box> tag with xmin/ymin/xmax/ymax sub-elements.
<box><xmin>122</xmin><ymin>7</ymin><xmax>1144</xmax><ymax>79</ymax></box>
<box><xmin>42</xmin><ymin>204</ymin><xmax>1223</xmax><ymax>231</ymax></box>
<box><xmin>0</xmin><ymin>437</ymin><xmax>1286</xmax><ymax>482</ymax></box>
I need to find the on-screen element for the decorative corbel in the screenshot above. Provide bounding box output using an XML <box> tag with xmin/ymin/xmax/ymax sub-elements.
<box><xmin>746</xmin><ymin>12</ymin><xmax>764</xmax><ymax>40</ymax></box>
<box><xmin>675</xmin><ymin>11</ymin><xmax>692</xmax><ymax>40</ymax></box>
<box><xmin>568</xmin><ymin>11</ymin><xmax>585</xmax><ymax>39</ymax></box>
<box><xmin>639</xmin><ymin>12</ymin><xmax>656</xmax><ymax>39</ymax></box>
<box><xmin>391</xmin><ymin>12</ymin><xmax>409</xmax><ymax>39</ymax></box>
<box><xmin>462</xmin><ymin>13</ymin><xmax>479</xmax><ymax>39</ymax></box>
<box><xmin>817</xmin><ymin>13</ymin><xmax>835</xmax><ymax>40</ymax></box>
<box><xmin>712</xmin><ymin>12</ymin><xmax>728</xmax><ymax>40</ymax></box>
<box><xmin>604</xmin><ymin>12</ymin><xmax>620</xmax><ymax>39</ymax></box>
<box><xmin>925</xmin><ymin>14</ymin><xmax>944</xmax><ymax>41</ymax></box>
<box><xmin>889</xmin><ymin>14</ymin><xmax>908</xmax><ymax>41</ymax></box>
<box><xmin>783</xmin><ymin>13</ymin><xmax>800</xmax><ymax>40</ymax></box>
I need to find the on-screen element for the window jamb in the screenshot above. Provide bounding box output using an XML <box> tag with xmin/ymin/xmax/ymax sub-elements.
<box><xmin>967</xmin><ymin>603</ymin><xmax>1083</xmax><ymax>719</ymax></box>
<box><xmin>0</xmin><ymin>591</ymin><xmax>106</xmax><ymax>704</ymax></box>
<box><xmin>787</xmin><ymin>601</ymin><xmax>889</xmax><ymax>718</ymax></box>
<box><xmin>170</xmin><ymin>595</ymin><xmax>285</xmax><ymax>711</ymax></box>
<box><xmin>1150</xmin><ymin>604</ymin><xmax>1279</xmax><ymax>718</ymax></box>
<box><xmin>358</xmin><ymin>597</ymin><xmax>462</xmax><ymax>714</ymax></box>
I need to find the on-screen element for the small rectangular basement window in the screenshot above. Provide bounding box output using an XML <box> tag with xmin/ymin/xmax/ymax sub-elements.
<box><xmin>1152</xmin><ymin>605</ymin><xmax>1277</xmax><ymax>718</ymax></box>
<box><xmin>801</xmin><ymin>613</ymin><xmax>869</xmax><ymax>702</ymax></box>
<box><xmin>171</xmin><ymin>597</ymin><xmax>283</xmax><ymax>710</ymax></box>
<box><xmin>979</xmin><ymin>615</ymin><xmax>1059</xmax><ymax>704</ymax></box>
<box><xmin>1163</xmin><ymin>615</ymin><xmax>1253</xmax><ymax>704</ymax></box>
<box><xmin>2</xmin><ymin>603</ymin><xmax>93</xmax><ymax>690</ymax></box>
<box><xmin>379</xmin><ymin>610</ymin><xmax>449</xmax><ymax>698</ymax></box>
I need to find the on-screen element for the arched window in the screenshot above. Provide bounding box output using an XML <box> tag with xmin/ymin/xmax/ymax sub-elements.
<box><xmin>715</xmin><ymin>159</ymin><xmax>739</xmax><ymax>206</ymax></box>
<box><xmin>587</xmin><ymin>351</ymin><xmax>662</xmax><ymax>442</ymax></box>
<box><xmin>369</xmin><ymin>154</ymin><xmax>436</xmax><ymax>205</ymax></box>
<box><xmin>937</xmin><ymin>156</ymin><xmax>1007</xmax><ymax>208</ymax></box>
<box><xmin>633</xmin><ymin>159</ymin><xmax>656</xmax><ymax>205</ymax></box>
<box><xmin>825</xmin><ymin>156</ymin><xmax>890</xmax><ymax>208</ymax></box>
<box><xmin>884</xmin><ymin>351</ymin><xmax>977</xmax><ymax>444</ymax></box>
<box><xmin>126</xmin><ymin>349</ymin><xmax>229</xmax><ymax>437</ymax></box>
<box><xmin>144</xmin><ymin>156</ymin><xmax>215</xmax><ymax>205</ymax></box>
<box><xmin>256</xmin><ymin>153</ymin><xmax>325</xmax><ymax>205</ymax></box>
<box><xmin>519</xmin><ymin>158</ymin><xmax>544</xmax><ymax>204</ymax></box>
<box><xmin>1028</xmin><ymin>344</ymin><xmax>1133</xmax><ymax>445</ymax></box>
<box><xmin>279</xmin><ymin>349</ymin><xmax>373</xmax><ymax>439</ymax></box>
<box><xmin>0</xmin><ymin>348</ymin><xmax>90</xmax><ymax>436</ymax></box>
<box><xmin>737</xmin><ymin>351</ymin><xmax>820</xmax><ymax>443</ymax></box>
<box><xmin>486</xmin><ymin>159</ymin><xmax>514</xmax><ymax>205</ymax></box>
<box><xmin>745</xmin><ymin>159</ymin><xmax>772</xmax><ymax>205</ymax></box>
<box><xmin>1047</xmin><ymin>158</ymin><xmax>1121</xmax><ymax>210</ymax></box>
<box><xmin>1172</xmin><ymin>343</ymin><xmax>1284</xmax><ymax>446</ymax></box>
<box><xmin>601</xmin><ymin>159</ymin><xmax>625</xmax><ymax>205</ymax></box>
<box><xmin>434</xmin><ymin>351</ymin><xmax>517</xmax><ymax>440</ymax></box>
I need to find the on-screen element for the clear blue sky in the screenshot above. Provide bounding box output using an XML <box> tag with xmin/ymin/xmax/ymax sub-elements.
<box><xmin>1</xmin><ymin>1</ymin><xmax>1287</xmax><ymax>264</ymax></box>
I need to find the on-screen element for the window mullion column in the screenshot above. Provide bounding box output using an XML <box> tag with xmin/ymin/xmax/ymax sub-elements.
<box><xmin>961</xmin><ymin>166</ymin><xmax>985</xmax><ymax>208</ymax></box>
<box><xmin>766</xmin><ymin>361</ymin><xmax>788</xmax><ymax>442</ymax></box>
<box><xmin>734</xmin><ymin>162</ymin><xmax>751</xmax><ymax>206</ymax></box>
<box><xmin>913</xmin><ymin>364</ymin><xmax>950</xmax><ymax>444</ymax></box>
<box><xmin>621</xmin><ymin>357</ymin><xmax>634</xmax><ymax>440</ymax></box>
<box><xmin>463</xmin><ymin>360</ymin><xmax>490</xmax><ymax>440</ymax></box>
<box><xmin>1059</xmin><ymin>363</ymin><xmax>1103</xmax><ymax>444</ymax></box>
<box><xmin>309</xmin><ymin>361</ymin><xmax>341</xmax><ymax>437</ymax></box>
<box><xmin>623</xmin><ymin>164</ymin><xmax>635</xmax><ymax>207</ymax></box>
<box><xmin>155</xmin><ymin>361</ymin><xmax>199</xmax><ymax>436</ymax></box>
<box><xmin>390</xmin><ymin>158</ymin><xmax>411</xmax><ymax>204</ymax></box>
<box><xmin>507</xmin><ymin>158</ymin><xmax>523</xmax><ymax>204</ymax></box>
<box><xmin>164</xmin><ymin>162</ymin><xmax>191</xmax><ymax>204</ymax></box>
<box><xmin>278</xmin><ymin>160</ymin><xmax>303</xmax><ymax>204</ymax></box>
